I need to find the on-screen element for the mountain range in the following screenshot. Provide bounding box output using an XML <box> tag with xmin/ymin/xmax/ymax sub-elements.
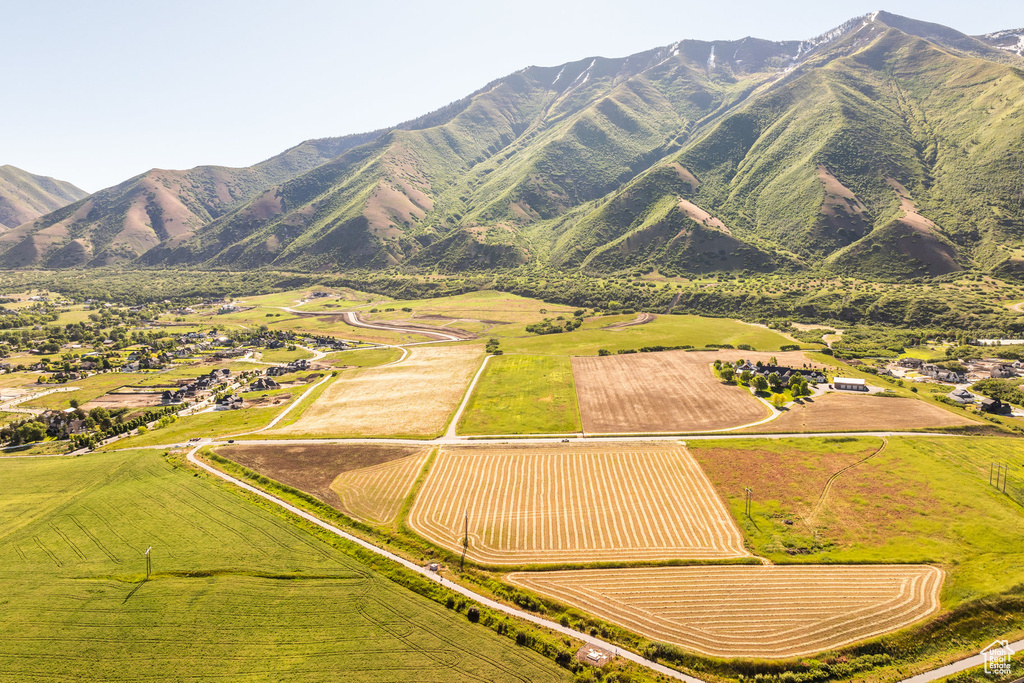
<box><xmin>5</xmin><ymin>11</ymin><xmax>1024</xmax><ymax>280</ymax></box>
<box><xmin>0</xmin><ymin>166</ymin><xmax>87</xmax><ymax>231</ymax></box>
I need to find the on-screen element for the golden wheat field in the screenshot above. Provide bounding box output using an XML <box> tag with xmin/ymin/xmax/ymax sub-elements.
<box><xmin>508</xmin><ymin>564</ymin><xmax>943</xmax><ymax>659</ymax></box>
<box><xmin>406</xmin><ymin>444</ymin><xmax>748</xmax><ymax>565</ymax></box>
<box><xmin>267</xmin><ymin>345</ymin><xmax>484</xmax><ymax>437</ymax></box>
<box><xmin>329</xmin><ymin>450</ymin><xmax>430</xmax><ymax>526</ymax></box>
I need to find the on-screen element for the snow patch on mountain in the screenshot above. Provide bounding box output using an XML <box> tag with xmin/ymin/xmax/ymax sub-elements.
<box><xmin>982</xmin><ymin>28</ymin><xmax>1024</xmax><ymax>56</ymax></box>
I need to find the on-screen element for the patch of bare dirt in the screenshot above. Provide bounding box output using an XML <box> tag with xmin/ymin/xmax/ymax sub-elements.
<box><xmin>214</xmin><ymin>443</ymin><xmax>428</xmax><ymax>507</ymax></box>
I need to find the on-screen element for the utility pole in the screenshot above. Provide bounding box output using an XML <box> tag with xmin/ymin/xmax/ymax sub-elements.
<box><xmin>459</xmin><ymin>510</ymin><xmax>468</xmax><ymax>571</ymax></box>
<box><xmin>145</xmin><ymin>546</ymin><xmax>151</xmax><ymax>579</ymax></box>
<box><xmin>744</xmin><ymin>488</ymin><xmax>753</xmax><ymax>519</ymax></box>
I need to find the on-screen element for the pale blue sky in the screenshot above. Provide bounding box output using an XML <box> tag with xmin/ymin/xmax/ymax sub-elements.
<box><xmin>4</xmin><ymin>0</ymin><xmax>1021</xmax><ymax>192</ymax></box>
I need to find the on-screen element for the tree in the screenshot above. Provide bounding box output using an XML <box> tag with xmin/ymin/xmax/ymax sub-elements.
<box><xmin>772</xmin><ymin>393</ymin><xmax>786</xmax><ymax>409</ymax></box>
<box><xmin>739</xmin><ymin>370</ymin><xmax>752</xmax><ymax>384</ymax></box>
<box><xmin>17</xmin><ymin>421</ymin><xmax>47</xmax><ymax>444</ymax></box>
<box><xmin>752</xmin><ymin>375</ymin><xmax>769</xmax><ymax>393</ymax></box>
<box><xmin>719</xmin><ymin>366</ymin><xmax>735</xmax><ymax>382</ymax></box>
<box><xmin>767</xmin><ymin>372</ymin><xmax>783</xmax><ymax>392</ymax></box>
<box><xmin>69</xmin><ymin>398</ymin><xmax>79</xmax><ymax>409</ymax></box>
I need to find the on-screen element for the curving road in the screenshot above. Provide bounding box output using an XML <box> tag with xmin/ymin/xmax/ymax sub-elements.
<box><xmin>278</xmin><ymin>306</ymin><xmax>473</xmax><ymax>342</ymax></box>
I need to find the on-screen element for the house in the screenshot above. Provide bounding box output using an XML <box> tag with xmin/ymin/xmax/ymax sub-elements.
<box><xmin>215</xmin><ymin>395</ymin><xmax>244</xmax><ymax>410</ymax></box>
<box><xmin>267</xmin><ymin>366</ymin><xmax>287</xmax><ymax>377</ymax></box>
<box><xmin>897</xmin><ymin>358</ymin><xmax>924</xmax><ymax>369</ymax></box>
<box><xmin>990</xmin><ymin>364</ymin><xmax>1017</xmax><ymax>379</ymax></box>
<box><xmin>948</xmin><ymin>388</ymin><xmax>974</xmax><ymax>404</ymax></box>
<box><xmin>249</xmin><ymin>377</ymin><xmax>280</xmax><ymax>391</ymax></box>
<box><xmin>834</xmin><ymin>377</ymin><xmax>867</xmax><ymax>392</ymax></box>
<box><xmin>935</xmin><ymin>370</ymin><xmax>966</xmax><ymax>384</ymax></box>
<box><xmin>741</xmin><ymin>363</ymin><xmax>827</xmax><ymax>387</ymax></box>
<box><xmin>161</xmin><ymin>390</ymin><xmax>183</xmax><ymax>404</ymax></box>
<box><xmin>121</xmin><ymin>361</ymin><xmax>140</xmax><ymax>372</ymax></box>
<box><xmin>977</xmin><ymin>397</ymin><xmax>1010</xmax><ymax>414</ymax></box>
<box><xmin>920</xmin><ymin>364</ymin><xmax>966</xmax><ymax>384</ymax></box>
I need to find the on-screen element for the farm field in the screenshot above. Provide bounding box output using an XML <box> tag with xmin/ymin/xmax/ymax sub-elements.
<box><xmin>508</xmin><ymin>564</ymin><xmax>943</xmax><ymax>659</ymax></box>
<box><xmin>689</xmin><ymin>437</ymin><xmax>1024</xmax><ymax>604</ymax></box>
<box><xmin>0</xmin><ymin>449</ymin><xmax>568</xmax><ymax>682</ymax></box>
<box><xmin>407</xmin><ymin>444</ymin><xmax>748</xmax><ymax>565</ymax></box>
<box><xmin>361</xmin><ymin>290</ymin><xmax>576</xmax><ymax>327</ymax></box>
<box><xmin>743</xmin><ymin>393</ymin><xmax>980</xmax><ymax>433</ymax></box>
<box><xmin>267</xmin><ymin>345</ymin><xmax>484</xmax><ymax>438</ymax></box>
<box><xmin>217</xmin><ymin>443</ymin><xmax>430</xmax><ymax>526</ymax></box>
<box><xmin>497</xmin><ymin>314</ymin><xmax>796</xmax><ymax>356</ymax></box>
<box><xmin>330</xmin><ymin>450</ymin><xmax>431</xmax><ymax>526</ymax></box>
<box><xmin>457</xmin><ymin>355</ymin><xmax>580</xmax><ymax>435</ymax></box>
<box><xmin>572</xmin><ymin>351</ymin><xmax>812</xmax><ymax>433</ymax></box>
<box><xmin>325</xmin><ymin>346</ymin><xmax>404</xmax><ymax>368</ymax></box>
<box><xmin>272</xmin><ymin>313</ymin><xmax>430</xmax><ymax>344</ymax></box>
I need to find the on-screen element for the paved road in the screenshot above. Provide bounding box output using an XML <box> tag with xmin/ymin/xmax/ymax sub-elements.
<box><xmin>279</xmin><ymin>306</ymin><xmax>471</xmax><ymax>342</ymax></box>
<box><xmin>899</xmin><ymin>638</ymin><xmax>1024</xmax><ymax>682</ymax></box>
<box><xmin>5</xmin><ymin>335</ymin><xmax>1015</xmax><ymax>682</ymax></box>
<box><xmin>444</xmin><ymin>354</ymin><xmax>494</xmax><ymax>438</ymax></box>
<box><xmin>185</xmin><ymin>443</ymin><xmax>705</xmax><ymax>683</ymax></box>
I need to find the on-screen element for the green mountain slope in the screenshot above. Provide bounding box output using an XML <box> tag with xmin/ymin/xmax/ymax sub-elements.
<box><xmin>0</xmin><ymin>166</ymin><xmax>87</xmax><ymax>230</ymax></box>
<box><xmin>555</xmin><ymin>14</ymin><xmax>1024</xmax><ymax>278</ymax></box>
<box><xmin>9</xmin><ymin>12</ymin><xmax>1024</xmax><ymax>279</ymax></box>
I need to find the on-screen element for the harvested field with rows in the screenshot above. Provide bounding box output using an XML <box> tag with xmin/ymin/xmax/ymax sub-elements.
<box><xmin>330</xmin><ymin>450</ymin><xmax>430</xmax><ymax>525</ymax></box>
<box><xmin>407</xmin><ymin>444</ymin><xmax>748</xmax><ymax>565</ymax></box>
<box><xmin>267</xmin><ymin>345</ymin><xmax>484</xmax><ymax>437</ymax></box>
<box><xmin>572</xmin><ymin>351</ymin><xmax>811</xmax><ymax>434</ymax></box>
<box><xmin>215</xmin><ymin>443</ymin><xmax>427</xmax><ymax>521</ymax></box>
<box><xmin>744</xmin><ymin>393</ymin><xmax>979</xmax><ymax>433</ymax></box>
<box><xmin>509</xmin><ymin>564</ymin><xmax>943</xmax><ymax>659</ymax></box>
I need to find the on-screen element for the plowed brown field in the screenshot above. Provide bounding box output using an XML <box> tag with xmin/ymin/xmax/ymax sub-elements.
<box><xmin>742</xmin><ymin>393</ymin><xmax>979</xmax><ymax>433</ymax></box>
<box><xmin>509</xmin><ymin>564</ymin><xmax>943</xmax><ymax>659</ymax></box>
<box><xmin>215</xmin><ymin>443</ymin><xmax>427</xmax><ymax>518</ymax></box>
<box><xmin>407</xmin><ymin>444</ymin><xmax>748</xmax><ymax>565</ymax></box>
<box><xmin>572</xmin><ymin>351</ymin><xmax>811</xmax><ymax>433</ymax></box>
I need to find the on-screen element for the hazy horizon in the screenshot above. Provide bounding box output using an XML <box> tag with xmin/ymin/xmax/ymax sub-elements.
<box><xmin>5</xmin><ymin>0</ymin><xmax>1022</xmax><ymax>193</ymax></box>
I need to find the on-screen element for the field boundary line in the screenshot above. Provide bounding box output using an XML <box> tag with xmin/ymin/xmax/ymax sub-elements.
<box><xmin>98</xmin><ymin>431</ymin><xmax>959</xmax><ymax>453</ymax></box>
<box><xmin>446</xmin><ymin>353</ymin><xmax>493</xmax><ymax>438</ymax></box>
<box><xmin>185</xmin><ymin>444</ymin><xmax>706</xmax><ymax>683</ymax></box>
